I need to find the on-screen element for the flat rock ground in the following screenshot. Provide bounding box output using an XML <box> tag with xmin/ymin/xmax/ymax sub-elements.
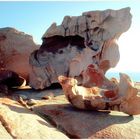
<box><xmin>0</xmin><ymin>84</ymin><xmax>140</xmax><ymax>139</ymax></box>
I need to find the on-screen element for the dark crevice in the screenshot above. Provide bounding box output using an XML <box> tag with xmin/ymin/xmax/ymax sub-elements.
<box><xmin>45</xmin><ymin>83</ymin><xmax>62</xmax><ymax>90</ymax></box>
<box><xmin>85</xmin><ymin>16</ymin><xmax>90</xmax><ymax>43</ymax></box>
<box><xmin>62</xmin><ymin>25</ymin><xmax>69</xmax><ymax>36</ymax></box>
<box><xmin>74</xmin><ymin>17</ymin><xmax>79</xmax><ymax>35</ymax></box>
<box><xmin>94</xmin><ymin>27</ymin><xmax>100</xmax><ymax>32</ymax></box>
<box><xmin>41</xmin><ymin>35</ymin><xmax>85</xmax><ymax>54</ymax></box>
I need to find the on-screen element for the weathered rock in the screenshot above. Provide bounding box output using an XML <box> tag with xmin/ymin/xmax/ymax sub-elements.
<box><xmin>0</xmin><ymin>97</ymin><xmax>68</xmax><ymax>139</ymax></box>
<box><xmin>33</xmin><ymin>95</ymin><xmax>140</xmax><ymax>139</ymax></box>
<box><xmin>80</xmin><ymin>64</ymin><xmax>116</xmax><ymax>88</ymax></box>
<box><xmin>27</xmin><ymin>99</ymin><xmax>38</xmax><ymax>106</ymax></box>
<box><xmin>58</xmin><ymin>73</ymin><xmax>140</xmax><ymax>115</ymax></box>
<box><xmin>29</xmin><ymin>7</ymin><xmax>132</xmax><ymax>89</ymax></box>
<box><xmin>0</xmin><ymin>27</ymin><xmax>38</xmax><ymax>80</ymax></box>
<box><xmin>0</xmin><ymin>121</ymin><xmax>12</xmax><ymax>139</ymax></box>
<box><xmin>114</xmin><ymin>73</ymin><xmax>140</xmax><ymax>115</ymax></box>
<box><xmin>58</xmin><ymin>75</ymin><xmax>116</xmax><ymax>110</ymax></box>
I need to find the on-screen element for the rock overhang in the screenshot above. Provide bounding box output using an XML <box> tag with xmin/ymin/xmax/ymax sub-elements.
<box><xmin>29</xmin><ymin>7</ymin><xmax>132</xmax><ymax>89</ymax></box>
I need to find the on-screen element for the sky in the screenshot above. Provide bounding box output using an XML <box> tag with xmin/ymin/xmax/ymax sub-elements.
<box><xmin>0</xmin><ymin>0</ymin><xmax>140</xmax><ymax>73</ymax></box>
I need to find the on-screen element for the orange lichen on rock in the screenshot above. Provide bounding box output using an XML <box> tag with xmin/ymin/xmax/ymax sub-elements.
<box><xmin>103</xmin><ymin>90</ymin><xmax>118</xmax><ymax>100</ymax></box>
<box><xmin>58</xmin><ymin>73</ymin><xmax>140</xmax><ymax>115</ymax></box>
<box><xmin>81</xmin><ymin>64</ymin><xmax>105</xmax><ymax>87</ymax></box>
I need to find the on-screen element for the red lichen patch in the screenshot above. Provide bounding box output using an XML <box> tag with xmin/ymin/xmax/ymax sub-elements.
<box><xmin>103</xmin><ymin>90</ymin><xmax>118</xmax><ymax>100</ymax></box>
<box><xmin>82</xmin><ymin>64</ymin><xmax>104</xmax><ymax>87</ymax></box>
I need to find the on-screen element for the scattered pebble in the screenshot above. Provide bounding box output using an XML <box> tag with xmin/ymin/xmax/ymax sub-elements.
<box><xmin>27</xmin><ymin>99</ymin><xmax>37</xmax><ymax>106</ymax></box>
<box><xmin>19</xmin><ymin>94</ymin><xmax>28</xmax><ymax>100</ymax></box>
<box><xmin>41</xmin><ymin>96</ymin><xmax>50</xmax><ymax>100</ymax></box>
<box><xmin>41</xmin><ymin>92</ymin><xmax>54</xmax><ymax>100</ymax></box>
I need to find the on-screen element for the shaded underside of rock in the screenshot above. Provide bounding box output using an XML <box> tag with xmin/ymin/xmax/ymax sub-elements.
<box><xmin>0</xmin><ymin>69</ymin><xmax>25</xmax><ymax>87</ymax></box>
<box><xmin>29</xmin><ymin>7</ymin><xmax>132</xmax><ymax>89</ymax></box>
<box><xmin>0</xmin><ymin>69</ymin><xmax>26</xmax><ymax>96</ymax></box>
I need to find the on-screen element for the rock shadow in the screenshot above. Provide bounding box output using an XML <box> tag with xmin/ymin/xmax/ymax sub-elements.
<box><xmin>33</xmin><ymin>103</ymin><xmax>134</xmax><ymax>138</ymax></box>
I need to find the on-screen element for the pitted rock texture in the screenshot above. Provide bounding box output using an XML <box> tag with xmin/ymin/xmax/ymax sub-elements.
<box><xmin>29</xmin><ymin>7</ymin><xmax>132</xmax><ymax>89</ymax></box>
<box><xmin>0</xmin><ymin>27</ymin><xmax>38</xmax><ymax>80</ymax></box>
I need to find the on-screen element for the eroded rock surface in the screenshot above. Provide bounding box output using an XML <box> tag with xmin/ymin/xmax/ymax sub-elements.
<box><xmin>29</xmin><ymin>7</ymin><xmax>132</xmax><ymax>89</ymax></box>
<box><xmin>0</xmin><ymin>27</ymin><xmax>38</xmax><ymax>80</ymax></box>
<box><xmin>58</xmin><ymin>73</ymin><xmax>140</xmax><ymax>115</ymax></box>
<box><xmin>0</xmin><ymin>97</ymin><xmax>68</xmax><ymax>139</ymax></box>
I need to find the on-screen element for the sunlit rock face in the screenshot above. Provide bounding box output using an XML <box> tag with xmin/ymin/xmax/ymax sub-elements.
<box><xmin>58</xmin><ymin>73</ymin><xmax>140</xmax><ymax>115</ymax></box>
<box><xmin>0</xmin><ymin>27</ymin><xmax>38</xmax><ymax>80</ymax></box>
<box><xmin>29</xmin><ymin>7</ymin><xmax>132</xmax><ymax>89</ymax></box>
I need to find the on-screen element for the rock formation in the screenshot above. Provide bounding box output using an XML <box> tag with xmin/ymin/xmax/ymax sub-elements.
<box><xmin>0</xmin><ymin>27</ymin><xmax>38</xmax><ymax>81</ymax></box>
<box><xmin>58</xmin><ymin>73</ymin><xmax>140</xmax><ymax>115</ymax></box>
<box><xmin>29</xmin><ymin>7</ymin><xmax>132</xmax><ymax>89</ymax></box>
